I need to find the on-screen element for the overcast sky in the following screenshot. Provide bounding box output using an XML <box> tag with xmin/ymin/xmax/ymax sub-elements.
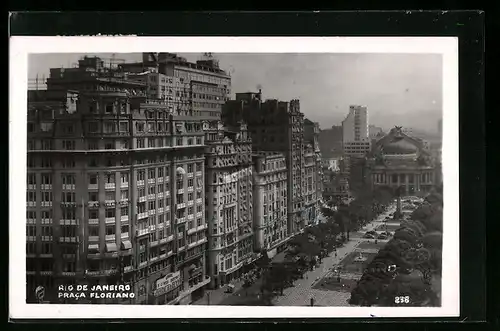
<box><xmin>29</xmin><ymin>53</ymin><xmax>442</xmax><ymax>132</ymax></box>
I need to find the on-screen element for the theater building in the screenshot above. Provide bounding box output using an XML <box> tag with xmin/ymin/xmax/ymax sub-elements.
<box><xmin>366</xmin><ymin>126</ymin><xmax>437</xmax><ymax>196</ymax></box>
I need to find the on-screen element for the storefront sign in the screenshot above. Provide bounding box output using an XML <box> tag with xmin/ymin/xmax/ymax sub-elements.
<box><xmin>153</xmin><ymin>271</ymin><xmax>181</xmax><ymax>297</ymax></box>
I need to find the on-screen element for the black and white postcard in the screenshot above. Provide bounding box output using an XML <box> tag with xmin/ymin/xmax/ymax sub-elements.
<box><xmin>9</xmin><ymin>36</ymin><xmax>459</xmax><ymax>319</ymax></box>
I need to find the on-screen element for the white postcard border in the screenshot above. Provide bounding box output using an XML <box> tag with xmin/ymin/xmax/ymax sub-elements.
<box><xmin>9</xmin><ymin>36</ymin><xmax>459</xmax><ymax>319</ymax></box>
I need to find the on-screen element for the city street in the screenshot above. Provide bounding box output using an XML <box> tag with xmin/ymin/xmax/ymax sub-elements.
<box><xmin>193</xmin><ymin>204</ymin><xmax>398</xmax><ymax>306</ymax></box>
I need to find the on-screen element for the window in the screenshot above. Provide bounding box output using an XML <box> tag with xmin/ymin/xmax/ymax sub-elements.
<box><xmin>40</xmin><ymin>173</ymin><xmax>52</xmax><ymax>184</ymax></box>
<box><xmin>136</xmin><ymin>122</ymin><xmax>145</xmax><ymax>132</ymax></box>
<box><xmin>105</xmin><ymin>191</ymin><xmax>115</xmax><ymax>201</ymax></box>
<box><xmin>104</xmin><ymin>122</ymin><xmax>115</xmax><ymax>133</ymax></box>
<box><xmin>61</xmin><ymin>208</ymin><xmax>75</xmax><ymax>220</ymax></box>
<box><xmin>89</xmin><ymin>210</ymin><xmax>98</xmax><ymax>219</ymax></box>
<box><xmin>61</xmin><ymin>192</ymin><xmax>75</xmax><ymax>203</ymax></box>
<box><xmin>62</xmin><ymin>140</ymin><xmax>75</xmax><ymax>150</ymax></box>
<box><xmin>176</xmin><ymin>194</ymin><xmax>184</xmax><ymax>204</ymax></box>
<box><xmin>88</xmin><ymin>191</ymin><xmax>98</xmax><ymax>201</ymax></box>
<box><xmin>120</xmin><ymin>190</ymin><xmax>129</xmax><ymax>200</ymax></box>
<box><xmin>88</xmin><ymin>174</ymin><xmax>98</xmax><ymax>185</ymax></box>
<box><xmin>27</xmin><ymin>122</ymin><xmax>35</xmax><ymax>133</ymax></box>
<box><xmin>41</xmin><ymin>191</ymin><xmax>52</xmax><ymax>202</ymax></box>
<box><xmin>121</xmin><ymin>206</ymin><xmax>129</xmax><ymax>216</ymax></box>
<box><xmin>148</xmin><ymin>139</ymin><xmax>156</xmax><ymax>148</ymax></box>
<box><xmin>121</xmin><ymin>224</ymin><xmax>129</xmax><ymax>234</ymax></box>
<box><xmin>105</xmin><ymin>174</ymin><xmax>115</xmax><ymax>184</ymax></box>
<box><xmin>88</xmin><ymin>140</ymin><xmax>99</xmax><ymax>150</ymax></box>
<box><xmin>26</xmin><ymin>242</ymin><xmax>36</xmax><ymax>254</ymax></box>
<box><xmin>26</xmin><ymin>225</ymin><xmax>36</xmax><ymax>236</ymax></box>
<box><xmin>62</xmin><ymin>123</ymin><xmax>74</xmax><ymax>134</ymax></box>
<box><xmin>62</xmin><ymin>173</ymin><xmax>75</xmax><ymax>185</ymax></box>
<box><xmin>188</xmin><ymin>179</ymin><xmax>194</xmax><ymax>187</ymax></box>
<box><xmin>119</xmin><ymin>122</ymin><xmax>128</xmax><ymax>132</ymax></box>
<box><xmin>137</xmin><ymin>138</ymin><xmax>145</xmax><ymax>148</ymax></box>
<box><xmin>41</xmin><ymin>226</ymin><xmax>53</xmax><ymax>236</ymax></box>
<box><xmin>88</xmin><ymin>158</ymin><xmax>98</xmax><ymax>167</ymax></box>
<box><xmin>42</xmin><ymin>243</ymin><xmax>52</xmax><ymax>254</ymax></box>
<box><xmin>41</xmin><ymin>139</ymin><xmax>52</xmax><ymax>150</ymax></box>
<box><xmin>105</xmin><ymin>209</ymin><xmax>115</xmax><ymax>218</ymax></box>
<box><xmin>88</xmin><ymin>122</ymin><xmax>99</xmax><ymax>133</ymax></box>
<box><xmin>89</xmin><ymin>226</ymin><xmax>99</xmax><ymax>236</ymax></box>
<box><xmin>104</xmin><ymin>140</ymin><xmax>114</xmax><ymax>149</ymax></box>
<box><xmin>105</xmin><ymin>103</ymin><xmax>114</xmax><ymax>113</ymax></box>
<box><xmin>106</xmin><ymin>226</ymin><xmax>115</xmax><ymax>236</ymax></box>
<box><xmin>41</xmin><ymin>157</ymin><xmax>52</xmax><ymax>168</ymax></box>
<box><xmin>62</xmin><ymin>157</ymin><xmax>75</xmax><ymax>168</ymax></box>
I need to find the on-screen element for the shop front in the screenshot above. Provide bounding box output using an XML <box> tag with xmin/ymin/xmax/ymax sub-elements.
<box><xmin>152</xmin><ymin>271</ymin><xmax>182</xmax><ymax>305</ymax></box>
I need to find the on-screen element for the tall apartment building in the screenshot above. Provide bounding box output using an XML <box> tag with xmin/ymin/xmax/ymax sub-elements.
<box><xmin>252</xmin><ymin>152</ymin><xmax>288</xmax><ymax>256</ymax></box>
<box><xmin>304</xmin><ymin>119</ymin><xmax>322</xmax><ymax>225</ymax></box>
<box><xmin>27</xmin><ymin>54</ymin><xmax>231</xmax><ymax>305</ymax></box>
<box><xmin>120</xmin><ymin>52</ymin><xmax>231</xmax><ymax>120</ymax></box>
<box><xmin>342</xmin><ymin>105</ymin><xmax>370</xmax><ymax>157</ymax></box>
<box><xmin>204</xmin><ymin>121</ymin><xmax>255</xmax><ymax>289</ymax></box>
<box><xmin>222</xmin><ymin>92</ymin><xmax>313</xmax><ymax>236</ymax></box>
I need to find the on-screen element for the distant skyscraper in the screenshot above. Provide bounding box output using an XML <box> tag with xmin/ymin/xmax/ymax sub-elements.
<box><xmin>342</xmin><ymin>105</ymin><xmax>370</xmax><ymax>157</ymax></box>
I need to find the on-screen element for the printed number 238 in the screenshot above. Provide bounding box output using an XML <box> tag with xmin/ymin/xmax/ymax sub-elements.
<box><xmin>395</xmin><ymin>296</ymin><xmax>410</xmax><ymax>304</ymax></box>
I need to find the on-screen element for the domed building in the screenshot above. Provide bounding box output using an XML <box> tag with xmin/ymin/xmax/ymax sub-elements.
<box><xmin>366</xmin><ymin>126</ymin><xmax>437</xmax><ymax>196</ymax></box>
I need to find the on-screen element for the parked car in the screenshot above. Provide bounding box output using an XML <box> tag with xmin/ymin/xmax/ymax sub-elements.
<box><xmin>377</xmin><ymin>234</ymin><xmax>388</xmax><ymax>240</ymax></box>
<box><xmin>363</xmin><ymin>233</ymin><xmax>376</xmax><ymax>239</ymax></box>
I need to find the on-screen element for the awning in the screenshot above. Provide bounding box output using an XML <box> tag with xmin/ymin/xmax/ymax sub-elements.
<box><xmin>121</xmin><ymin>240</ymin><xmax>132</xmax><ymax>250</ymax></box>
<box><xmin>106</xmin><ymin>242</ymin><xmax>118</xmax><ymax>252</ymax></box>
<box><xmin>88</xmin><ymin>244</ymin><xmax>99</xmax><ymax>252</ymax></box>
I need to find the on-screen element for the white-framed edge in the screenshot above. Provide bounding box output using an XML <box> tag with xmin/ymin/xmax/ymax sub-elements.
<box><xmin>9</xmin><ymin>36</ymin><xmax>459</xmax><ymax>319</ymax></box>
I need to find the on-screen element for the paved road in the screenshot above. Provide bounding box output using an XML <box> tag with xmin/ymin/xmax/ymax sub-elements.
<box><xmin>193</xmin><ymin>204</ymin><xmax>398</xmax><ymax>306</ymax></box>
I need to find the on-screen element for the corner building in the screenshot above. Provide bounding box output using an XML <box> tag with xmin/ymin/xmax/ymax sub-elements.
<box><xmin>222</xmin><ymin>92</ymin><xmax>309</xmax><ymax>236</ymax></box>
<box><xmin>26</xmin><ymin>54</ymin><xmax>231</xmax><ymax>304</ymax></box>
<box><xmin>204</xmin><ymin>122</ymin><xmax>254</xmax><ymax>288</ymax></box>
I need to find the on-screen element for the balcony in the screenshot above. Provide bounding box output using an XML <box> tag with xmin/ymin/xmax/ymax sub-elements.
<box><xmin>176</xmin><ymin>202</ymin><xmax>186</xmax><ymax>210</ymax></box>
<box><xmin>165</xmin><ymin>191</ymin><xmax>170</xmax><ymax>197</ymax></box>
<box><xmin>27</xmin><ymin>201</ymin><xmax>36</xmax><ymax>207</ymax></box>
<box><xmin>196</xmin><ymin>212</ymin><xmax>203</xmax><ymax>218</ymax></box>
<box><xmin>104</xmin><ymin>200</ymin><xmax>116</xmax><ymax>208</ymax></box>
<box><xmin>105</xmin><ymin>217</ymin><xmax>115</xmax><ymax>224</ymax></box>
<box><xmin>89</xmin><ymin>218</ymin><xmax>99</xmax><ymax>225</ymax></box>
<box><xmin>105</xmin><ymin>234</ymin><xmax>115</xmax><ymax>241</ymax></box>
<box><xmin>119</xmin><ymin>199</ymin><xmax>129</xmax><ymax>207</ymax></box>
<box><xmin>137</xmin><ymin>212</ymin><xmax>148</xmax><ymax>219</ymax></box>
<box><xmin>41</xmin><ymin>201</ymin><xmax>52</xmax><ymax>207</ymax></box>
<box><xmin>60</xmin><ymin>201</ymin><xmax>76</xmax><ymax>208</ymax></box>
<box><xmin>120</xmin><ymin>182</ymin><xmax>129</xmax><ymax>189</ymax></box>
<box><xmin>62</xmin><ymin>184</ymin><xmax>75</xmax><ymax>190</ymax></box>
<box><xmin>139</xmin><ymin>196</ymin><xmax>147</xmax><ymax>203</ymax></box>
<box><xmin>148</xmin><ymin>194</ymin><xmax>155</xmax><ymax>200</ymax></box>
<box><xmin>196</xmin><ymin>198</ymin><xmax>203</xmax><ymax>204</ymax></box>
<box><xmin>124</xmin><ymin>266</ymin><xmax>134</xmax><ymax>273</ymax></box>
<box><xmin>105</xmin><ymin>183</ymin><xmax>116</xmax><ymax>190</ymax></box>
<box><xmin>149</xmin><ymin>224</ymin><xmax>156</xmax><ymax>232</ymax></box>
<box><xmin>157</xmin><ymin>207</ymin><xmax>164</xmax><ymax>214</ymax></box>
<box><xmin>148</xmin><ymin>209</ymin><xmax>156</xmax><ymax>216</ymax></box>
<box><xmin>41</xmin><ymin>236</ymin><xmax>53</xmax><ymax>241</ymax></box>
<box><xmin>27</xmin><ymin>184</ymin><xmax>36</xmax><ymax>190</ymax></box>
<box><xmin>176</xmin><ymin>217</ymin><xmax>186</xmax><ymax>225</ymax></box>
<box><xmin>177</xmin><ymin>188</ymin><xmax>184</xmax><ymax>195</ymax></box>
<box><xmin>150</xmin><ymin>240</ymin><xmax>159</xmax><ymax>247</ymax></box>
<box><xmin>187</xmin><ymin>172</ymin><xmax>194</xmax><ymax>178</ymax></box>
<box><xmin>88</xmin><ymin>184</ymin><xmax>98</xmax><ymax>190</ymax></box>
<box><xmin>166</xmin><ymin>234</ymin><xmax>174</xmax><ymax>242</ymax></box>
<box><xmin>88</xmin><ymin>201</ymin><xmax>99</xmax><ymax>209</ymax></box>
<box><xmin>187</xmin><ymin>200</ymin><xmax>194</xmax><ymax>207</ymax></box>
<box><xmin>197</xmin><ymin>237</ymin><xmax>207</xmax><ymax>246</ymax></box>
<box><xmin>121</xmin><ymin>232</ymin><xmax>129</xmax><ymax>239</ymax></box>
<box><xmin>187</xmin><ymin>227</ymin><xmax>196</xmax><ymax>235</ymax></box>
<box><xmin>137</xmin><ymin>180</ymin><xmax>145</xmax><ymax>186</ymax></box>
<box><xmin>59</xmin><ymin>236</ymin><xmax>78</xmax><ymax>243</ymax></box>
<box><xmin>60</xmin><ymin>219</ymin><xmax>78</xmax><ymax>225</ymax></box>
<box><xmin>196</xmin><ymin>171</ymin><xmax>202</xmax><ymax>177</ymax></box>
<box><xmin>187</xmin><ymin>241</ymin><xmax>197</xmax><ymax>249</ymax></box>
<box><xmin>137</xmin><ymin>228</ymin><xmax>150</xmax><ymax>236</ymax></box>
<box><xmin>120</xmin><ymin>215</ymin><xmax>129</xmax><ymax>222</ymax></box>
<box><xmin>158</xmin><ymin>222</ymin><xmax>164</xmax><ymax>230</ymax></box>
<box><xmin>27</xmin><ymin>236</ymin><xmax>36</xmax><ymax>242</ymax></box>
<box><xmin>157</xmin><ymin>192</ymin><xmax>164</xmax><ymax>199</ymax></box>
<box><xmin>158</xmin><ymin>177</ymin><xmax>164</xmax><ymax>183</ymax></box>
<box><xmin>40</xmin><ymin>184</ymin><xmax>52</xmax><ymax>190</ymax></box>
<box><xmin>88</xmin><ymin>236</ymin><xmax>99</xmax><ymax>242</ymax></box>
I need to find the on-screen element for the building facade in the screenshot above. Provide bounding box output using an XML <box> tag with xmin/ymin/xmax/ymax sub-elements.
<box><xmin>26</xmin><ymin>54</ymin><xmax>233</xmax><ymax>305</ymax></box>
<box><xmin>322</xmin><ymin>169</ymin><xmax>350</xmax><ymax>203</ymax></box>
<box><xmin>366</xmin><ymin>126</ymin><xmax>437</xmax><ymax>196</ymax></box>
<box><xmin>222</xmin><ymin>92</ymin><xmax>313</xmax><ymax>236</ymax></box>
<box><xmin>342</xmin><ymin>105</ymin><xmax>371</xmax><ymax>157</ymax></box>
<box><xmin>204</xmin><ymin>121</ymin><xmax>254</xmax><ymax>288</ymax></box>
<box><xmin>252</xmin><ymin>152</ymin><xmax>289</xmax><ymax>255</ymax></box>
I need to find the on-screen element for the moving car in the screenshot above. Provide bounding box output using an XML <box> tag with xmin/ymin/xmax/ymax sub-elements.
<box><xmin>363</xmin><ymin>233</ymin><xmax>376</xmax><ymax>239</ymax></box>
